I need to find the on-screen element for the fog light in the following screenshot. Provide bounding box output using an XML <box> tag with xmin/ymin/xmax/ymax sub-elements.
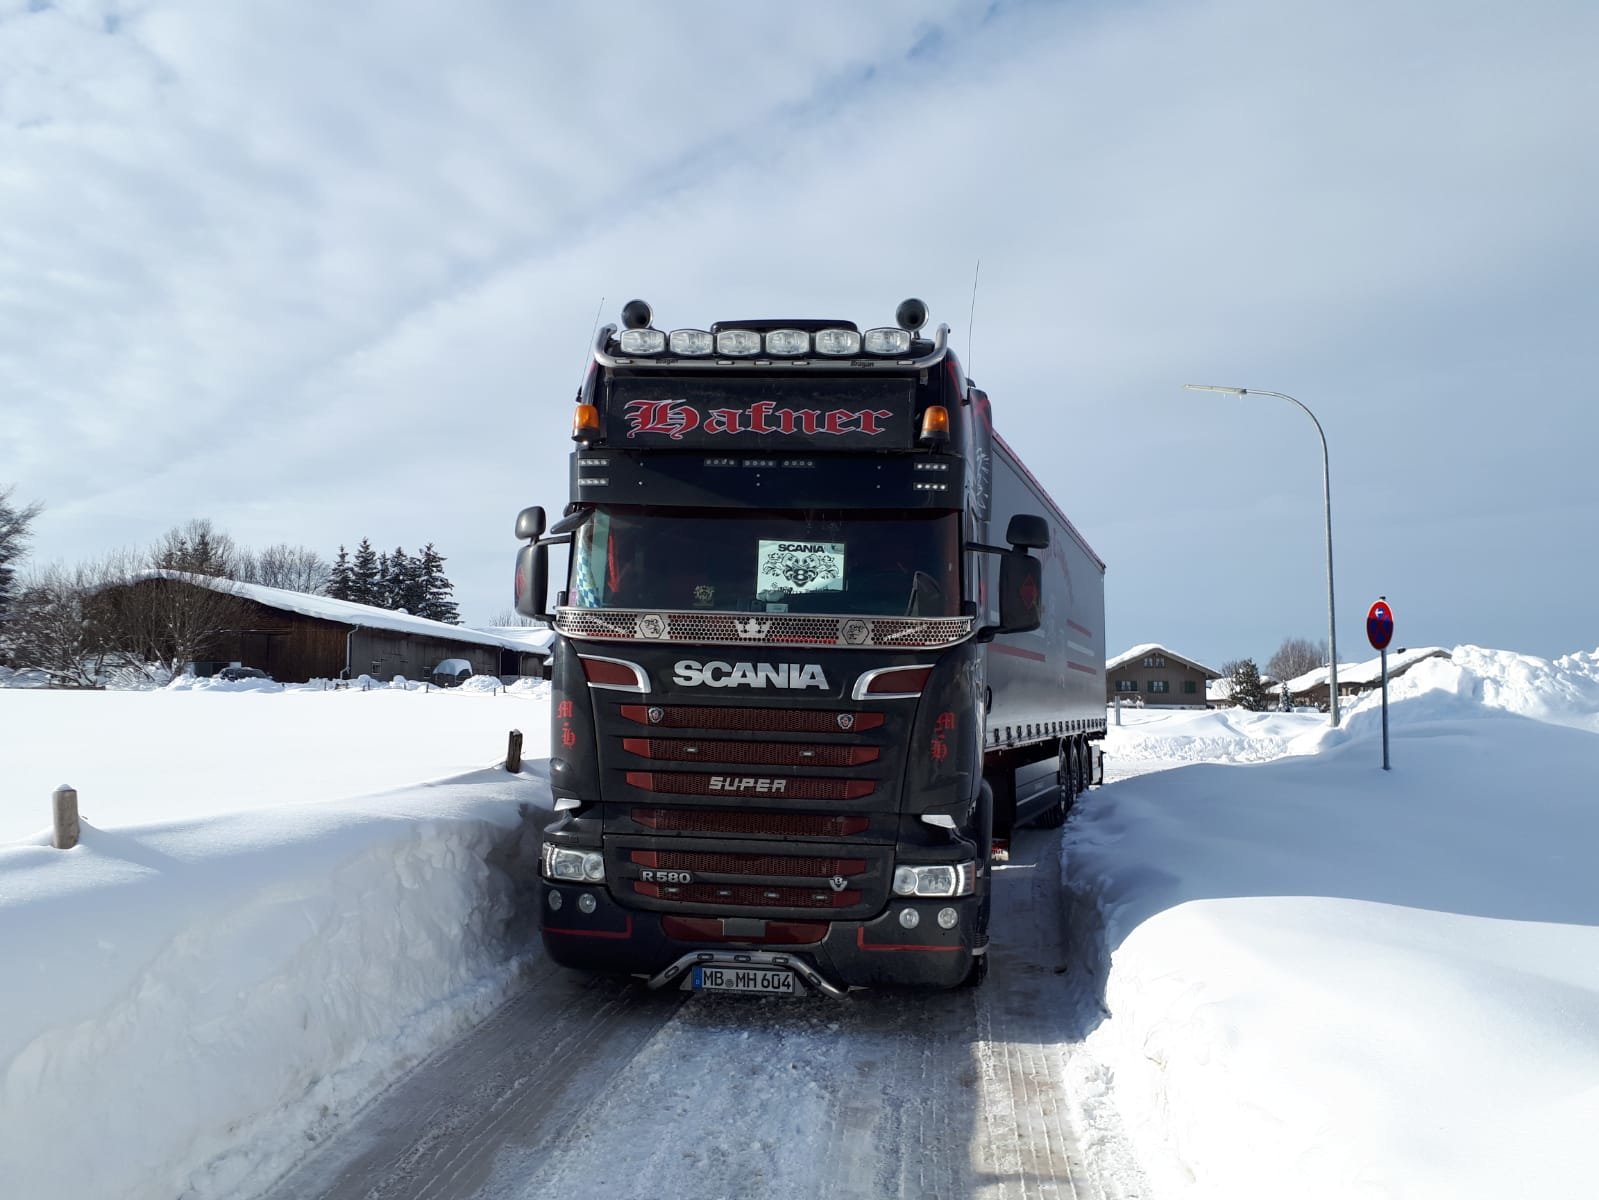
<box><xmin>716</xmin><ymin>329</ymin><xmax>761</xmax><ymax>356</ymax></box>
<box><xmin>764</xmin><ymin>329</ymin><xmax>809</xmax><ymax>356</ymax></box>
<box><xmin>618</xmin><ymin>328</ymin><xmax>665</xmax><ymax>355</ymax></box>
<box><xmin>547</xmin><ymin>890</ymin><xmax>563</xmax><ymax>911</ymax></box>
<box><xmin>669</xmin><ymin>328</ymin><xmax>713</xmax><ymax>356</ymax></box>
<box><xmin>937</xmin><ymin>906</ymin><xmax>958</xmax><ymax>930</ymax></box>
<box><xmin>863</xmin><ymin>327</ymin><xmax>912</xmax><ymax>355</ymax></box>
<box><xmin>898</xmin><ymin>907</ymin><xmax>920</xmax><ymax>930</ymax></box>
<box><xmin>578</xmin><ymin>893</ymin><xmax>598</xmax><ymax>914</ymax></box>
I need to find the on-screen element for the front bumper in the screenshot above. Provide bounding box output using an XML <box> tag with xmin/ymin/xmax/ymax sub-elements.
<box><xmin>540</xmin><ymin>880</ymin><xmax>983</xmax><ymax>991</ymax></box>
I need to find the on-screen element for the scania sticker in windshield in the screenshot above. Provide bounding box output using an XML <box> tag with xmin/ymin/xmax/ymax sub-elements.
<box><xmin>758</xmin><ymin>540</ymin><xmax>844</xmax><ymax>599</ymax></box>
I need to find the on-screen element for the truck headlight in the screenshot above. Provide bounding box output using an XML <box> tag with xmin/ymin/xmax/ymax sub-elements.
<box><xmin>891</xmin><ymin>862</ymin><xmax>976</xmax><ymax>898</ymax></box>
<box><xmin>542</xmin><ymin>843</ymin><xmax>605</xmax><ymax>883</ymax></box>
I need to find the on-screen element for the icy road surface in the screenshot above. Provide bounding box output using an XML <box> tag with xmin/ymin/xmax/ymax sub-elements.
<box><xmin>264</xmin><ymin>816</ymin><xmax>1146</xmax><ymax>1199</ymax></box>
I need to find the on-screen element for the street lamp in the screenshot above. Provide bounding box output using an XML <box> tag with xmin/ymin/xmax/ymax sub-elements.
<box><xmin>1185</xmin><ymin>383</ymin><xmax>1340</xmax><ymax>726</ymax></box>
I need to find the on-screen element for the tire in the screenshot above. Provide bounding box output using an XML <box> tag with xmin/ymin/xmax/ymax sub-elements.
<box><xmin>1034</xmin><ymin>741</ymin><xmax>1073</xmax><ymax>829</ymax></box>
<box><xmin>959</xmin><ymin>949</ymin><xmax>989</xmax><ymax>988</ymax></box>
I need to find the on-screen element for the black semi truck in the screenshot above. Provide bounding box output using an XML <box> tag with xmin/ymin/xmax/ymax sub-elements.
<box><xmin>513</xmin><ymin>299</ymin><xmax>1106</xmax><ymax>994</ymax></box>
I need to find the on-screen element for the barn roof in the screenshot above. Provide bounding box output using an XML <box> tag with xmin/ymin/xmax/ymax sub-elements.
<box><xmin>127</xmin><ymin>571</ymin><xmax>545</xmax><ymax>655</ymax></box>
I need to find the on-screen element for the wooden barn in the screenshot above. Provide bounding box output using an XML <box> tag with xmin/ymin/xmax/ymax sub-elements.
<box><xmin>103</xmin><ymin>573</ymin><xmax>548</xmax><ymax>684</ymax></box>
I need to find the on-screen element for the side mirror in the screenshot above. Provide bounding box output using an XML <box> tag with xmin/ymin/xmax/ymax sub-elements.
<box><xmin>1005</xmin><ymin>513</ymin><xmax>1049</xmax><ymax>550</ymax></box>
<box><xmin>514</xmin><ymin>542</ymin><xmax>549</xmax><ymax>621</ymax></box>
<box><xmin>515</xmin><ymin>505</ymin><xmax>546</xmax><ymax>541</ymax></box>
<box><xmin>997</xmin><ymin>552</ymin><xmax>1041</xmax><ymax>635</ymax></box>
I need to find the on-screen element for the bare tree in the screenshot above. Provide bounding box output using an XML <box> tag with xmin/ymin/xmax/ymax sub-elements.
<box><xmin>1267</xmin><ymin>636</ymin><xmax>1329</xmax><ymax>684</ymax></box>
<box><xmin>4</xmin><ymin>562</ymin><xmax>111</xmax><ymax>686</ymax></box>
<box><xmin>490</xmin><ymin>608</ymin><xmax>543</xmax><ymax>628</ymax></box>
<box><xmin>89</xmin><ymin>567</ymin><xmax>248</xmax><ymax>681</ymax></box>
<box><xmin>150</xmin><ymin>518</ymin><xmax>239</xmax><ymax>578</ymax></box>
<box><xmin>237</xmin><ymin>543</ymin><xmax>330</xmax><ymax>593</ymax></box>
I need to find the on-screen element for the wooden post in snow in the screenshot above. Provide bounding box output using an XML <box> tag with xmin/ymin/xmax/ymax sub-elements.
<box><xmin>506</xmin><ymin>730</ymin><xmax>523</xmax><ymax>774</ymax></box>
<box><xmin>52</xmin><ymin>785</ymin><xmax>80</xmax><ymax>850</ymax></box>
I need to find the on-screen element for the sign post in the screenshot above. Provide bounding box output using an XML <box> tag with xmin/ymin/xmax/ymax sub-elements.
<box><xmin>1366</xmin><ymin>597</ymin><xmax>1395</xmax><ymax>770</ymax></box>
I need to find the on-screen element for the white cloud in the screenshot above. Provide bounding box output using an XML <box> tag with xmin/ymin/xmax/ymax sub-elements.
<box><xmin>3</xmin><ymin>0</ymin><xmax>1596</xmax><ymax>660</ymax></box>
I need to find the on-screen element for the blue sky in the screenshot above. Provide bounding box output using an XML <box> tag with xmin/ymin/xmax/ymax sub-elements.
<box><xmin>3</xmin><ymin>0</ymin><xmax>1596</xmax><ymax>667</ymax></box>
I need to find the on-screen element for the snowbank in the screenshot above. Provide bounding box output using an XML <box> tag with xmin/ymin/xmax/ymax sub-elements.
<box><xmin>1071</xmin><ymin>646</ymin><xmax>1599</xmax><ymax>1199</ymax></box>
<box><xmin>0</xmin><ymin>683</ymin><xmax>555</xmax><ymax>1198</ymax></box>
<box><xmin>0</xmin><ymin>774</ymin><xmax>549</xmax><ymax>1199</ymax></box>
<box><xmin>0</xmin><ymin>681</ymin><xmax>550</xmax><ymax>844</ymax></box>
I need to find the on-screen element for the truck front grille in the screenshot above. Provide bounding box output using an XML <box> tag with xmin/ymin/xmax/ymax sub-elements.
<box><xmin>633</xmin><ymin>881</ymin><xmax>863</xmax><ymax>909</ymax></box>
<box><xmin>626</xmin><ymin>771</ymin><xmax>875</xmax><ymax>801</ymax></box>
<box><xmin>621</xmin><ymin>737</ymin><xmax>880</xmax><ymax>767</ymax></box>
<box><xmin>631</xmin><ymin>849</ymin><xmax>867</xmax><ymax>878</ymax></box>
<box><xmin>618</xmin><ymin>704</ymin><xmax>884</xmax><ymax>734</ymax></box>
<box><xmin>629</xmin><ymin>808</ymin><xmax>870</xmax><ymax>837</ymax></box>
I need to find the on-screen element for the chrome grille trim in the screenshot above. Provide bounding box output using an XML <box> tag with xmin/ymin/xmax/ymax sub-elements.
<box><xmin>555</xmin><ymin>607</ymin><xmax>972</xmax><ymax>650</ymax></box>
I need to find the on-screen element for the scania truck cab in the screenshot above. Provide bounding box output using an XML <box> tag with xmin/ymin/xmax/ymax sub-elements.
<box><xmin>514</xmin><ymin>299</ymin><xmax>1107</xmax><ymax>995</ymax></box>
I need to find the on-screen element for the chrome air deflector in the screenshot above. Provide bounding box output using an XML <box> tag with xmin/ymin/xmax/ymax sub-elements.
<box><xmin>553</xmin><ymin>607</ymin><xmax>973</xmax><ymax>650</ymax></box>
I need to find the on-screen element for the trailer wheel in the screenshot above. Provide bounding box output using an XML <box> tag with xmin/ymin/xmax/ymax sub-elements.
<box><xmin>1035</xmin><ymin>741</ymin><xmax>1073</xmax><ymax>829</ymax></box>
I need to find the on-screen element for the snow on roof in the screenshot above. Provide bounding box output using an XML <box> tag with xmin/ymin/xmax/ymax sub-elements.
<box><xmin>128</xmin><ymin>571</ymin><xmax>542</xmax><ymax>655</ymax></box>
<box><xmin>1107</xmin><ymin>643</ymin><xmax>1221</xmax><ymax>678</ymax></box>
<box><xmin>474</xmin><ymin>625</ymin><xmax>555</xmax><ymax>654</ymax></box>
<box><xmin>1287</xmin><ymin>647</ymin><xmax>1451</xmax><ymax>692</ymax></box>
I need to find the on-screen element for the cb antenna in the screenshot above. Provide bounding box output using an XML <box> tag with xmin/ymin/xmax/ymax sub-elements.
<box><xmin>966</xmin><ymin>259</ymin><xmax>981</xmax><ymax>381</ymax></box>
<box><xmin>577</xmin><ymin>296</ymin><xmax>606</xmax><ymax>395</ymax></box>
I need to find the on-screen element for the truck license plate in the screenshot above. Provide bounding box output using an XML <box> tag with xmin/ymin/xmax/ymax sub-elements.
<box><xmin>692</xmin><ymin>965</ymin><xmax>798</xmax><ymax>996</ymax></box>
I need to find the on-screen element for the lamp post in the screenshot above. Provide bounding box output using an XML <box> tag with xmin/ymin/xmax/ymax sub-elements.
<box><xmin>1186</xmin><ymin>383</ymin><xmax>1340</xmax><ymax>726</ymax></box>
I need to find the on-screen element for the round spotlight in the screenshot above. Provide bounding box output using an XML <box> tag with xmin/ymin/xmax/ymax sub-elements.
<box><xmin>620</xmin><ymin>299</ymin><xmax>653</xmax><ymax>330</ymax></box>
<box><xmin>937</xmin><ymin>906</ymin><xmax>959</xmax><ymax>930</ymax></box>
<box><xmin>547</xmin><ymin>890</ymin><xmax>563</xmax><ymax>911</ymax></box>
<box><xmin>895</xmin><ymin>297</ymin><xmax>928</xmax><ymax>333</ymax></box>
<box><xmin>577</xmin><ymin>893</ymin><xmax>598</xmax><ymax>914</ymax></box>
<box><xmin>898</xmin><ymin>907</ymin><xmax>921</xmax><ymax>930</ymax></box>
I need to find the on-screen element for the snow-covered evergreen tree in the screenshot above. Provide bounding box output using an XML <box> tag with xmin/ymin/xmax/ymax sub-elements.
<box><xmin>1279</xmin><ymin>681</ymin><xmax>1293</xmax><ymax>712</ymax></box>
<box><xmin>1229</xmin><ymin>658</ymin><xmax>1270</xmax><ymax>712</ymax></box>
<box><xmin>384</xmin><ymin>547</ymin><xmax>426</xmax><ymax>614</ymax></box>
<box><xmin>416</xmin><ymin>543</ymin><xmax>459</xmax><ymax>624</ymax></box>
<box><xmin>326</xmin><ymin>546</ymin><xmax>353</xmax><ymax>601</ymax></box>
<box><xmin>350</xmin><ymin>539</ymin><xmax>380</xmax><ymax>606</ymax></box>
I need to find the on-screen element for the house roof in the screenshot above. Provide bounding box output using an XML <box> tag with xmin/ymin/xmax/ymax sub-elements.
<box><xmin>125</xmin><ymin>571</ymin><xmax>544</xmax><ymax>656</ymax></box>
<box><xmin>1286</xmin><ymin>647</ymin><xmax>1451</xmax><ymax>693</ymax></box>
<box><xmin>1106</xmin><ymin>643</ymin><xmax>1222</xmax><ymax>679</ymax></box>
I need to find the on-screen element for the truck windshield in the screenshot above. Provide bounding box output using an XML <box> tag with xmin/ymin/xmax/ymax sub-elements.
<box><xmin>570</xmin><ymin>507</ymin><xmax>961</xmax><ymax>618</ymax></box>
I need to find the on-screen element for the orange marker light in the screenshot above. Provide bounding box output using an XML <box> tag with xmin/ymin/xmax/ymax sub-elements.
<box><xmin>572</xmin><ymin>403</ymin><xmax>600</xmax><ymax>440</ymax></box>
<box><xmin>919</xmin><ymin>405</ymin><xmax>950</xmax><ymax>442</ymax></box>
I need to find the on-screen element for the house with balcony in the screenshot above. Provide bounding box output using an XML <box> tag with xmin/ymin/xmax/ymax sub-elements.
<box><xmin>1106</xmin><ymin>643</ymin><xmax>1221</xmax><ymax>707</ymax></box>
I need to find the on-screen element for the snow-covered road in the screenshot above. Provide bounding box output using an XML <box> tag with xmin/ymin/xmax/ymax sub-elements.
<box><xmin>263</xmin><ymin>810</ymin><xmax>1146</xmax><ymax>1200</ymax></box>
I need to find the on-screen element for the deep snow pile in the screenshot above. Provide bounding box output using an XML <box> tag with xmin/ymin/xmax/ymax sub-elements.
<box><xmin>1101</xmin><ymin>705</ymin><xmax>1324</xmax><ymax>777</ymax></box>
<box><xmin>0</xmin><ymin>677</ymin><xmax>548</xmax><ymax>844</ymax></box>
<box><xmin>0</xmin><ymin>683</ymin><xmax>552</xmax><ymax>1200</ymax></box>
<box><xmin>1072</xmin><ymin>646</ymin><xmax>1599</xmax><ymax>1199</ymax></box>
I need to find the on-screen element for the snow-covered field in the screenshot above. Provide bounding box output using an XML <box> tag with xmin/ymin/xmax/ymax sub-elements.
<box><xmin>2</xmin><ymin>647</ymin><xmax>1597</xmax><ymax>1199</ymax></box>
<box><xmin>0</xmin><ymin>679</ymin><xmax>552</xmax><ymax>1199</ymax></box>
<box><xmin>1076</xmin><ymin>647</ymin><xmax>1599</xmax><ymax>1199</ymax></box>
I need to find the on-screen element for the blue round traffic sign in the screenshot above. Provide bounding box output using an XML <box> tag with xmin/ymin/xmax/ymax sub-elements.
<box><xmin>1367</xmin><ymin>599</ymin><xmax>1394</xmax><ymax>651</ymax></box>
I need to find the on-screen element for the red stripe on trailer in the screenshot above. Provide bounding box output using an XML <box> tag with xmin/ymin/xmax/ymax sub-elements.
<box><xmin>989</xmin><ymin>644</ymin><xmax>1047</xmax><ymax>662</ymax></box>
